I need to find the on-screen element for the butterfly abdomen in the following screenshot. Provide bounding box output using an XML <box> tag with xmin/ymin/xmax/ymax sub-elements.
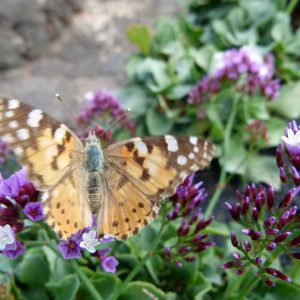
<box><xmin>87</xmin><ymin>172</ymin><xmax>102</xmax><ymax>213</ymax></box>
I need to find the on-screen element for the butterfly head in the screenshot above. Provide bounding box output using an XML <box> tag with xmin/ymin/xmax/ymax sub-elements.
<box><xmin>84</xmin><ymin>131</ymin><xmax>104</xmax><ymax>172</ymax></box>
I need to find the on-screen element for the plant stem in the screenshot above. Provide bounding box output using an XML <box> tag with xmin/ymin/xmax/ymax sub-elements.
<box><xmin>205</xmin><ymin>96</ymin><xmax>239</xmax><ymax>218</ymax></box>
<box><xmin>109</xmin><ymin>222</ymin><xmax>166</xmax><ymax>300</ymax></box>
<box><xmin>286</xmin><ymin>0</ymin><xmax>299</xmax><ymax>14</ymax></box>
<box><xmin>205</xmin><ymin>167</ymin><xmax>227</xmax><ymax>218</ymax></box>
<box><xmin>70</xmin><ymin>260</ymin><xmax>104</xmax><ymax>300</ymax></box>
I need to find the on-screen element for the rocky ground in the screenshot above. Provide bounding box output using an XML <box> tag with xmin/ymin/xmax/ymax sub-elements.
<box><xmin>0</xmin><ymin>0</ymin><xmax>183</xmax><ymax>121</ymax></box>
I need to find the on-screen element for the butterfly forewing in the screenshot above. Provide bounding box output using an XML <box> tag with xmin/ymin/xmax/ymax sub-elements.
<box><xmin>0</xmin><ymin>97</ymin><xmax>92</xmax><ymax>238</ymax></box>
<box><xmin>101</xmin><ymin>136</ymin><xmax>214</xmax><ymax>239</ymax></box>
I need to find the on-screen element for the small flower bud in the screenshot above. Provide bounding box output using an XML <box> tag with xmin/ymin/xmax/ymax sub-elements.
<box><xmin>267</xmin><ymin>186</ymin><xmax>275</xmax><ymax>210</ymax></box>
<box><xmin>242</xmin><ymin>197</ymin><xmax>250</xmax><ymax>214</ymax></box>
<box><xmin>179</xmin><ymin>246</ymin><xmax>191</xmax><ymax>254</ymax></box>
<box><xmin>232</xmin><ymin>252</ymin><xmax>241</xmax><ymax>260</ymax></box>
<box><xmin>185</xmin><ymin>256</ymin><xmax>196</xmax><ymax>262</ymax></box>
<box><xmin>251</xmin><ymin>183</ymin><xmax>258</xmax><ymax>200</ymax></box>
<box><xmin>231</xmin><ymin>232</ymin><xmax>239</xmax><ymax>247</ymax></box>
<box><xmin>243</xmin><ymin>240</ymin><xmax>251</xmax><ymax>252</ymax></box>
<box><xmin>279</xmin><ymin>167</ymin><xmax>287</xmax><ymax>183</ymax></box>
<box><xmin>222</xmin><ymin>261</ymin><xmax>234</xmax><ymax>269</ymax></box>
<box><xmin>275</xmin><ymin>270</ymin><xmax>291</xmax><ymax>282</ymax></box>
<box><xmin>235</xmin><ymin>269</ymin><xmax>243</xmax><ymax>275</ymax></box>
<box><xmin>165</xmin><ymin>247</ymin><xmax>172</xmax><ymax>257</ymax></box>
<box><xmin>291</xmin><ymin>166</ymin><xmax>300</xmax><ymax>186</ymax></box>
<box><xmin>264</xmin><ymin>216</ymin><xmax>276</xmax><ymax>228</ymax></box>
<box><xmin>276</xmin><ymin>144</ymin><xmax>284</xmax><ymax>168</ymax></box>
<box><xmin>242</xmin><ymin>229</ymin><xmax>262</xmax><ymax>240</ymax></box>
<box><xmin>245</xmin><ymin>184</ymin><xmax>251</xmax><ymax>197</ymax></box>
<box><xmin>266</xmin><ymin>228</ymin><xmax>279</xmax><ymax>235</ymax></box>
<box><xmin>278</xmin><ymin>211</ymin><xmax>290</xmax><ymax>229</ymax></box>
<box><xmin>255</xmin><ymin>257</ymin><xmax>263</xmax><ymax>266</ymax></box>
<box><xmin>252</xmin><ymin>207</ymin><xmax>259</xmax><ymax>221</ymax></box>
<box><xmin>266</xmin><ymin>242</ymin><xmax>276</xmax><ymax>251</ymax></box>
<box><xmin>265</xmin><ymin>278</ymin><xmax>276</xmax><ymax>287</ymax></box>
<box><xmin>290</xmin><ymin>234</ymin><xmax>300</xmax><ymax>247</ymax></box>
<box><xmin>175</xmin><ymin>261</ymin><xmax>183</xmax><ymax>267</ymax></box>
<box><xmin>274</xmin><ymin>232</ymin><xmax>292</xmax><ymax>244</ymax></box>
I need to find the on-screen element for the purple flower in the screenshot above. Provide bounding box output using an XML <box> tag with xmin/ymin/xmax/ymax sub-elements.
<box><xmin>0</xmin><ymin>169</ymin><xmax>38</xmax><ymax>232</ymax></box>
<box><xmin>76</xmin><ymin>90</ymin><xmax>135</xmax><ymax>141</ymax></box>
<box><xmin>58</xmin><ymin>237</ymin><xmax>82</xmax><ymax>260</ymax></box>
<box><xmin>101</xmin><ymin>256</ymin><xmax>118</xmax><ymax>273</ymax></box>
<box><xmin>165</xmin><ymin>175</ymin><xmax>214</xmax><ymax>264</ymax></box>
<box><xmin>281</xmin><ymin>121</ymin><xmax>300</xmax><ymax>170</ymax></box>
<box><xmin>2</xmin><ymin>240</ymin><xmax>25</xmax><ymax>259</ymax></box>
<box><xmin>189</xmin><ymin>46</ymin><xmax>280</xmax><ymax>111</ymax></box>
<box><xmin>23</xmin><ymin>202</ymin><xmax>44</xmax><ymax>221</ymax></box>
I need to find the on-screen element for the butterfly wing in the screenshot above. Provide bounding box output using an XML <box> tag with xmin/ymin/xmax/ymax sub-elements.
<box><xmin>42</xmin><ymin>167</ymin><xmax>93</xmax><ymax>239</ymax></box>
<box><xmin>99</xmin><ymin>136</ymin><xmax>214</xmax><ymax>239</ymax></box>
<box><xmin>0</xmin><ymin>97</ymin><xmax>92</xmax><ymax>238</ymax></box>
<box><xmin>0</xmin><ymin>97</ymin><xmax>83</xmax><ymax>190</ymax></box>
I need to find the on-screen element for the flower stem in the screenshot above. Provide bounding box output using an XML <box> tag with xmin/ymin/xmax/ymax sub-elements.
<box><xmin>205</xmin><ymin>96</ymin><xmax>239</xmax><ymax>218</ymax></box>
<box><xmin>109</xmin><ymin>222</ymin><xmax>166</xmax><ymax>300</ymax></box>
<box><xmin>286</xmin><ymin>0</ymin><xmax>299</xmax><ymax>14</ymax></box>
<box><xmin>205</xmin><ymin>167</ymin><xmax>227</xmax><ymax>218</ymax></box>
<box><xmin>69</xmin><ymin>260</ymin><xmax>104</xmax><ymax>300</ymax></box>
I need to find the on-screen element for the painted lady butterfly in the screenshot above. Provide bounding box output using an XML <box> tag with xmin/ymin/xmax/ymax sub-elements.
<box><xmin>0</xmin><ymin>97</ymin><xmax>215</xmax><ymax>240</ymax></box>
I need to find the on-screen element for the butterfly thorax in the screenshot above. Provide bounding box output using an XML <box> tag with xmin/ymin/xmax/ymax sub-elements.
<box><xmin>84</xmin><ymin>132</ymin><xmax>104</xmax><ymax>212</ymax></box>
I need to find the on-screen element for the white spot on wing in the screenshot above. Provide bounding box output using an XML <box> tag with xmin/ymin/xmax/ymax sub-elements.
<box><xmin>188</xmin><ymin>153</ymin><xmax>195</xmax><ymax>159</ymax></box>
<box><xmin>136</xmin><ymin>141</ymin><xmax>148</xmax><ymax>156</ymax></box>
<box><xmin>14</xmin><ymin>146</ymin><xmax>23</xmax><ymax>154</ymax></box>
<box><xmin>165</xmin><ymin>135</ymin><xmax>179</xmax><ymax>152</ymax></box>
<box><xmin>2</xmin><ymin>133</ymin><xmax>14</xmax><ymax>143</ymax></box>
<box><xmin>190</xmin><ymin>164</ymin><xmax>198</xmax><ymax>171</ymax></box>
<box><xmin>190</xmin><ymin>137</ymin><xmax>198</xmax><ymax>145</ymax></box>
<box><xmin>194</xmin><ymin>147</ymin><xmax>199</xmax><ymax>153</ymax></box>
<box><xmin>54</xmin><ymin>127</ymin><xmax>65</xmax><ymax>144</ymax></box>
<box><xmin>5</xmin><ymin>111</ymin><xmax>15</xmax><ymax>118</ymax></box>
<box><xmin>8</xmin><ymin>99</ymin><xmax>20</xmax><ymax>109</ymax></box>
<box><xmin>27</xmin><ymin>109</ymin><xmax>43</xmax><ymax>127</ymax></box>
<box><xmin>8</xmin><ymin>120</ymin><xmax>18</xmax><ymax>129</ymax></box>
<box><xmin>177</xmin><ymin>155</ymin><xmax>187</xmax><ymax>166</ymax></box>
<box><xmin>16</xmin><ymin>128</ymin><xmax>30</xmax><ymax>140</ymax></box>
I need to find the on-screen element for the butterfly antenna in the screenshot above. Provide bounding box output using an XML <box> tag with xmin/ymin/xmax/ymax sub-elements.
<box><xmin>106</xmin><ymin>107</ymin><xmax>131</xmax><ymax>131</ymax></box>
<box><xmin>55</xmin><ymin>93</ymin><xmax>86</xmax><ymax>133</ymax></box>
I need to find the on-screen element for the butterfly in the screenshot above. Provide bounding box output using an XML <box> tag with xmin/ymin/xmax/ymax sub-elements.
<box><xmin>0</xmin><ymin>97</ymin><xmax>215</xmax><ymax>240</ymax></box>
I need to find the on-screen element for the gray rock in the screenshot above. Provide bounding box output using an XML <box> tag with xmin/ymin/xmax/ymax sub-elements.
<box><xmin>0</xmin><ymin>28</ymin><xmax>25</xmax><ymax>69</ymax></box>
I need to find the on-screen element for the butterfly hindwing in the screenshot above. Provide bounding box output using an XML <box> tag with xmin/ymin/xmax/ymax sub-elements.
<box><xmin>0</xmin><ymin>96</ymin><xmax>84</xmax><ymax>190</ymax></box>
<box><xmin>42</xmin><ymin>167</ymin><xmax>93</xmax><ymax>239</ymax></box>
<box><xmin>97</xmin><ymin>170</ymin><xmax>160</xmax><ymax>240</ymax></box>
<box><xmin>100</xmin><ymin>136</ymin><xmax>214</xmax><ymax>239</ymax></box>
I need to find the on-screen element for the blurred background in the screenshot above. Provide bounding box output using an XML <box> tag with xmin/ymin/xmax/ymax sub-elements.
<box><xmin>0</xmin><ymin>0</ymin><xmax>182</xmax><ymax>121</ymax></box>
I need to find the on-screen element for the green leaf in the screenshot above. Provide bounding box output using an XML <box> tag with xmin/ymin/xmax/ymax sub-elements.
<box><xmin>116</xmin><ymin>86</ymin><xmax>155</xmax><ymax>117</ymax></box>
<box><xmin>92</xmin><ymin>274</ymin><xmax>120</xmax><ymax>299</ymax></box>
<box><xmin>146</xmin><ymin>108</ymin><xmax>173</xmax><ymax>135</ymax></box>
<box><xmin>153</xmin><ymin>17</ymin><xmax>179</xmax><ymax>52</ymax></box>
<box><xmin>265</xmin><ymin>117</ymin><xmax>286</xmax><ymax>147</ymax></box>
<box><xmin>189</xmin><ymin>45</ymin><xmax>217</xmax><ymax>71</ymax></box>
<box><xmin>268</xmin><ymin>81</ymin><xmax>300</xmax><ymax>119</ymax></box>
<box><xmin>166</xmin><ymin>84</ymin><xmax>191</xmax><ymax>100</ymax></box>
<box><xmin>245</xmin><ymin>154</ymin><xmax>281</xmax><ymax>189</ymax></box>
<box><xmin>119</xmin><ymin>281</ymin><xmax>166</xmax><ymax>300</ymax></box>
<box><xmin>127</xmin><ymin>24</ymin><xmax>152</xmax><ymax>55</ymax></box>
<box><xmin>271</xmin><ymin>12</ymin><xmax>291</xmax><ymax>43</ymax></box>
<box><xmin>15</xmin><ymin>249</ymin><xmax>50</xmax><ymax>286</ymax></box>
<box><xmin>47</xmin><ymin>274</ymin><xmax>80</xmax><ymax>300</ymax></box>
<box><xmin>222</xmin><ymin>136</ymin><xmax>247</xmax><ymax>175</ymax></box>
